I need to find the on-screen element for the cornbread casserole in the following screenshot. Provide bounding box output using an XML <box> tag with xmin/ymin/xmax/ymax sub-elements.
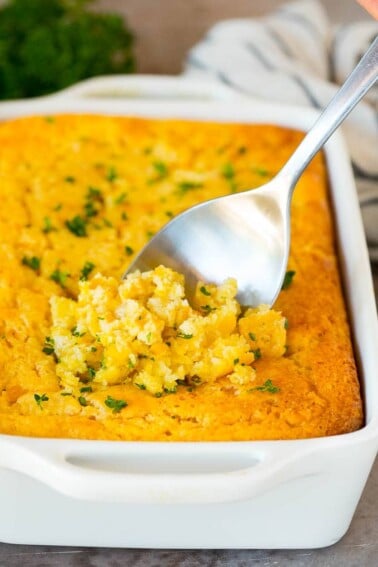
<box><xmin>0</xmin><ymin>115</ymin><xmax>363</xmax><ymax>440</ymax></box>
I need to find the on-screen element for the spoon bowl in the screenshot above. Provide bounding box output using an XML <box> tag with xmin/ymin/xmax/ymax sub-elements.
<box><xmin>125</xmin><ymin>37</ymin><xmax>377</xmax><ymax>306</ymax></box>
<box><xmin>127</xmin><ymin>180</ymin><xmax>289</xmax><ymax>306</ymax></box>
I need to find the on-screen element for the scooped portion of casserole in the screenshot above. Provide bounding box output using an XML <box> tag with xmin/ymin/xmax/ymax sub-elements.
<box><xmin>0</xmin><ymin>115</ymin><xmax>363</xmax><ymax>440</ymax></box>
<box><xmin>48</xmin><ymin>265</ymin><xmax>286</xmax><ymax>396</ymax></box>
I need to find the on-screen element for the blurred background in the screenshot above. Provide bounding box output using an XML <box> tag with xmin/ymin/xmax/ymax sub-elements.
<box><xmin>96</xmin><ymin>0</ymin><xmax>370</xmax><ymax>74</ymax></box>
<box><xmin>0</xmin><ymin>0</ymin><xmax>372</xmax><ymax>100</ymax></box>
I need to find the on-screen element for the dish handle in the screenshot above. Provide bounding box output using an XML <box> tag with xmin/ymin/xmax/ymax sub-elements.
<box><xmin>0</xmin><ymin>436</ymin><xmax>314</xmax><ymax>504</ymax></box>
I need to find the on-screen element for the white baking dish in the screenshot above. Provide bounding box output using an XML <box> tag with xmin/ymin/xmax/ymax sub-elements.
<box><xmin>0</xmin><ymin>76</ymin><xmax>377</xmax><ymax>549</ymax></box>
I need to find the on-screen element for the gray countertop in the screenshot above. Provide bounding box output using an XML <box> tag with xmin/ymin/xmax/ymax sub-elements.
<box><xmin>1</xmin><ymin>266</ymin><xmax>377</xmax><ymax>566</ymax></box>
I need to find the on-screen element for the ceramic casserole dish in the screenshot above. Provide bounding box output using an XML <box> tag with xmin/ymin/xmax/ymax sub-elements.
<box><xmin>0</xmin><ymin>76</ymin><xmax>377</xmax><ymax>549</ymax></box>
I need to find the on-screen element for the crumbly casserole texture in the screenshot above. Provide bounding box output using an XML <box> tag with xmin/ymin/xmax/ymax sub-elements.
<box><xmin>49</xmin><ymin>266</ymin><xmax>286</xmax><ymax>395</ymax></box>
<box><xmin>0</xmin><ymin>115</ymin><xmax>363</xmax><ymax>440</ymax></box>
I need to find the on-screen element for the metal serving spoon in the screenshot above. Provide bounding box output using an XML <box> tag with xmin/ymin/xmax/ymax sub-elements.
<box><xmin>125</xmin><ymin>37</ymin><xmax>378</xmax><ymax>306</ymax></box>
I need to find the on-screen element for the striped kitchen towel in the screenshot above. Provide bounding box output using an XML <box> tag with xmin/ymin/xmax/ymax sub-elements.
<box><xmin>184</xmin><ymin>0</ymin><xmax>378</xmax><ymax>260</ymax></box>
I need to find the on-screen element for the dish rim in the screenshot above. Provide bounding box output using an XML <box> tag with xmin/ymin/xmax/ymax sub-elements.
<box><xmin>0</xmin><ymin>76</ymin><xmax>377</xmax><ymax>505</ymax></box>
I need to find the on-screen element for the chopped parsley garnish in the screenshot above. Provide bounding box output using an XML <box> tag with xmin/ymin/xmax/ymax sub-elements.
<box><xmin>104</xmin><ymin>395</ymin><xmax>128</xmax><ymax>413</ymax></box>
<box><xmin>53</xmin><ymin>203</ymin><xmax>62</xmax><ymax>211</ymax></box>
<box><xmin>79</xmin><ymin>261</ymin><xmax>95</xmax><ymax>281</ymax></box>
<box><xmin>78</xmin><ymin>396</ymin><xmax>88</xmax><ymax>407</ymax></box>
<box><xmin>71</xmin><ymin>326</ymin><xmax>86</xmax><ymax>337</ymax></box>
<box><xmin>106</xmin><ymin>166</ymin><xmax>118</xmax><ymax>182</ymax></box>
<box><xmin>201</xmin><ymin>304</ymin><xmax>217</xmax><ymax>314</ymax></box>
<box><xmin>164</xmin><ymin>386</ymin><xmax>177</xmax><ymax>394</ymax></box>
<box><xmin>65</xmin><ymin>215</ymin><xmax>87</xmax><ymax>237</ymax></box>
<box><xmin>248</xmin><ymin>332</ymin><xmax>256</xmax><ymax>341</ymax></box>
<box><xmin>80</xmin><ymin>386</ymin><xmax>93</xmax><ymax>393</ymax></box>
<box><xmin>44</xmin><ymin>116</ymin><xmax>55</xmax><ymax>123</ymax></box>
<box><xmin>87</xmin><ymin>366</ymin><xmax>96</xmax><ymax>379</ymax></box>
<box><xmin>103</xmin><ymin>218</ymin><xmax>113</xmax><ymax>228</ymax></box>
<box><xmin>221</xmin><ymin>162</ymin><xmax>235</xmax><ymax>180</ymax></box>
<box><xmin>177</xmin><ymin>181</ymin><xmax>203</xmax><ymax>195</ymax></box>
<box><xmin>34</xmin><ymin>393</ymin><xmax>49</xmax><ymax>408</ymax></box>
<box><xmin>64</xmin><ymin>176</ymin><xmax>75</xmax><ymax>183</ymax></box>
<box><xmin>83</xmin><ymin>187</ymin><xmax>103</xmax><ymax>218</ymax></box>
<box><xmin>60</xmin><ymin>392</ymin><xmax>72</xmax><ymax>396</ymax></box>
<box><xmin>84</xmin><ymin>200</ymin><xmax>98</xmax><ymax>218</ymax></box>
<box><xmin>251</xmin><ymin>165</ymin><xmax>268</xmax><ymax>176</ymax></box>
<box><xmin>50</xmin><ymin>268</ymin><xmax>69</xmax><ymax>287</ymax></box>
<box><xmin>233</xmin><ymin>358</ymin><xmax>240</xmax><ymax>365</ymax></box>
<box><xmin>86</xmin><ymin>187</ymin><xmax>103</xmax><ymax>201</ymax></box>
<box><xmin>252</xmin><ymin>348</ymin><xmax>262</xmax><ymax>360</ymax></box>
<box><xmin>135</xmin><ymin>383</ymin><xmax>146</xmax><ymax>390</ymax></box>
<box><xmin>165</xmin><ymin>210</ymin><xmax>173</xmax><ymax>218</ymax></box>
<box><xmin>199</xmin><ymin>285</ymin><xmax>211</xmax><ymax>296</ymax></box>
<box><xmin>176</xmin><ymin>332</ymin><xmax>193</xmax><ymax>339</ymax></box>
<box><xmin>124</xmin><ymin>245</ymin><xmax>134</xmax><ymax>256</ymax></box>
<box><xmin>114</xmin><ymin>192</ymin><xmax>127</xmax><ymax>205</ymax></box>
<box><xmin>281</xmin><ymin>270</ymin><xmax>296</xmax><ymax>290</ymax></box>
<box><xmin>152</xmin><ymin>160</ymin><xmax>168</xmax><ymax>178</ymax></box>
<box><xmin>42</xmin><ymin>216</ymin><xmax>54</xmax><ymax>233</ymax></box>
<box><xmin>42</xmin><ymin>336</ymin><xmax>55</xmax><ymax>356</ymax></box>
<box><xmin>121</xmin><ymin>211</ymin><xmax>128</xmax><ymax>221</ymax></box>
<box><xmin>221</xmin><ymin>162</ymin><xmax>237</xmax><ymax>192</ymax></box>
<box><xmin>128</xmin><ymin>357</ymin><xmax>136</xmax><ymax>369</ymax></box>
<box><xmin>22</xmin><ymin>255</ymin><xmax>40</xmax><ymax>271</ymax></box>
<box><xmin>284</xmin><ymin>318</ymin><xmax>289</xmax><ymax>330</ymax></box>
<box><xmin>249</xmin><ymin>379</ymin><xmax>280</xmax><ymax>394</ymax></box>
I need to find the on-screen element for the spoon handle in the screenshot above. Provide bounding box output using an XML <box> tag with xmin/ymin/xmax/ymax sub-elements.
<box><xmin>278</xmin><ymin>35</ymin><xmax>378</xmax><ymax>193</ymax></box>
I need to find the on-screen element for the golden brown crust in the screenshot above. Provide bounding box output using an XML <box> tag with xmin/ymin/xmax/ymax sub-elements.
<box><xmin>0</xmin><ymin>115</ymin><xmax>363</xmax><ymax>440</ymax></box>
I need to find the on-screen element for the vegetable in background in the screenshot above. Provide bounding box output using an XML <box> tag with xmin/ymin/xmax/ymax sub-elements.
<box><xmin>0</xmin><ymin>0</ymin><xmax>135</xmax><ymax>99</ymax></box>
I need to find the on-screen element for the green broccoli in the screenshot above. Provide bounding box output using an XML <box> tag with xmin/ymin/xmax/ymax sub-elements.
<box><xmin>0</xmin><ymin>0</ymin><xmax>135</xmax><ymax>99</ymax></box>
